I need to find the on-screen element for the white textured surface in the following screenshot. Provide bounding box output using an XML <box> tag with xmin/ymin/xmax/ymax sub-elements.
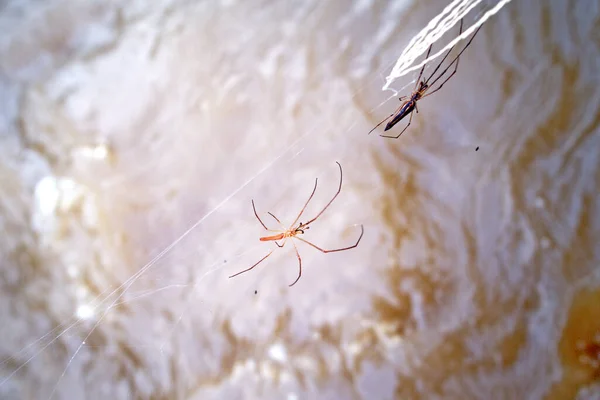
<box><xmin>0</xmin><ymin>0</ymin><xmax>599</xmax><ymax>399</ymax></box>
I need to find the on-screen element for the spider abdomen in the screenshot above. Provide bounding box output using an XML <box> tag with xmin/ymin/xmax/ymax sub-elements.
<box><xmin>260</xmin><ymin>233</ymin><xmax>285</xmax><ymax>241</ymax></box>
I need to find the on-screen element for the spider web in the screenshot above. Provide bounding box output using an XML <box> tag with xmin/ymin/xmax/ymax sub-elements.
<box><xmin>383</xmin><ymin>0</ymin><xmax>515</xmax><ymax>90</ymax></box>
<box><xmin>0</xmin><ymin>0</ymin><xmax>514</xmax><ymax>398</ymax></box>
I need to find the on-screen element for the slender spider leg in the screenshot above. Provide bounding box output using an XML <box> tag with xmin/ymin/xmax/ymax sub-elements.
<box><xmin>289</xmin><ymin>178</ymin><xmax>318</xmax><ymax>228</ymax></box>
<box><xmin>303</xmin><ymin>161</ymin><xmax>343</xmax><ymax>226</ymax></box>
<box><xmin>425</xmin><ymin>22</ymin><xmax>480</xmax><ymax>92</ymax></box>
<box><xmin>265</xmin><ymin>212</ymin><xmax>285</xmax><ymax>245</ymax></box>
<box><xmin>414</xmin><ymin>43</ymin><xmax>433</xmax><ymax>90</ymax></box>
<box><xmin>252</xmin><ymin>200</ymin><xmax>270</xmax><ymax>230</ymax></box>
<box><xmin>288</xmin><ymin>242</ymin><xmax>302</xmax><ymax>287</ymax></box>
<box><xmin>423</xmin><ymin>19</ymin><xmax>463</xmax><ymax>86</ymax></box>
<box><xmin>268</xmin><ymin>212</ymin><xmax>286</xmax><ymax>231</ymax></box>
<box><xmin>296</xmin><ymin>224</ymin><xmax>365</xmax><ymax>253</ymax></box>
<box><xmin>229</xmin><ymin>249</ymin><xmax>275</xmax><ymax>278</ymax></box>
<box><xmin>380</xmin><ymin>110</ymin><xmax>413</xmax><ymax>139</ymax></box>
<box><xmin>421</xmin><ymin>57</ymin><xmax>459</xmax><ymax>99</ymax></box>
<box><xmin>268</xmin><ymin>212</ymin><xmax>282</xmax><ymax>224</ymax></box>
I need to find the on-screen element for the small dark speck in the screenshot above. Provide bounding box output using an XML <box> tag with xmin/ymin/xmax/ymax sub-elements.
<box><xmin>475</xmin><ymin>146</ymin><xmax>479</xmax><ymax>151</ymax></box>
<box><xmin>224</xmin><ymin>260</ymin><xmax>227</xmax><ymax>263</ymax></box>
<box><xmin>254</xmin><ymin>290</ymin><xmax>258</xmax><ymax>295</ymax></box>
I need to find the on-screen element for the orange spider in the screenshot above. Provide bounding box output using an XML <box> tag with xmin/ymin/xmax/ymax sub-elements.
<box><xmin>229</xmin><ymin>161</ymin><xmax>364</xmax><ymax>287</ymax></box>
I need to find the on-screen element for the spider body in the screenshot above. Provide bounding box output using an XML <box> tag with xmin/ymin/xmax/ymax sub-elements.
<box><xmin>385</xmin><ymin>88</ymin><xmax>424</xmax><ymax>132</ymax></box>
<box><xmin>369</xmin><ymin>19</ymin><xmax>482</xmax><ymax>139</ymax></box>
<box><xmin>229</xmin><ymin>162</ymin><xmax>363</xmax><ymax>287</ymax></box>
<box><xmin>385</xmin><ymin>80</ymin><xmax>429</xmax><ymax>130</ymax></box>
<box><xmin>260</xmin><ymin>233</ymin><xmax>287</xmax><ymax>242</ymax></box>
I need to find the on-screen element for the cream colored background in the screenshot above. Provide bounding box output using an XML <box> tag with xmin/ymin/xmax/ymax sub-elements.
<box><xmin>1</xmin><ymin>0</ymin><xmax>599</xmax><ymax>399</ymax></box>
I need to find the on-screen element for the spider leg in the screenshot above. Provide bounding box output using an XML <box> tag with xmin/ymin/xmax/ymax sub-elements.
<box><xmin>288</xmin><ymin>241</ymin><xmax>302</xmax><ymax>287</ymax></box>
<box><xmin>421</xmin><ymin>20</ymin><xmax>463</xmax><ymax>98</ymax></box>
<box><xmin>252</xmin><ymin>200</ymin><xmax>270</xmax><ymax>230</ymax></box>
<box><xmin>414</xmin><ymin>43</ymin><xmax>433</xmax><ymax>90</ymax></box>
<box><xmin>423</xmin><ymin>19</ymin><xmax>462</xmax><ymax>86</ymax></box>
<box><xmin>380</xmin><ymin>110</ymin><xmax>413</xmax><ymax>139</ymax></box>
<box><xmin>228</xmin><ymin>249</ymin><xmax>275</xmax><ymax>279</ymax></box>
<box><xmin>274</xmin><ymin>239</ymin><xmax>285</xmax><ymax>248</ymax></box>
<box><xmin>295</xmin><ymin>224</ymin><xmax>364</xmax><ymax>253</ymax></box>
<box><xmin>303</xmin><ymin>162</ymin><xmax>343</xmax><ymax>226</ymax></box>
<box><xmin>421</xmin><ymin>57</ymin><xmax>459</xmax><ymax>99</ymax></box>
<box><xmin>268</xmin><ymin>212</ymin><xmax>281</xmax><ymax>224</ymax></box>
<box><xmin>424</xmin><ymin>19</ymin><xmax>481</xmax><ymax>93</ymax></box>
<box><xmin>268</xmin><ymin>212</ymin><xmax>285</xmax><ymax>229</ymax></box>
<box><xmin>289</xmin><ymin>178</ymin><xmax>318</xmax><ymax>228</ymax></box>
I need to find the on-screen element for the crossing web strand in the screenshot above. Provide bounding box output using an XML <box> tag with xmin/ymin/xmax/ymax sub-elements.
<box><xmin>383</xmin><ymin>0</ymin><xmax>514</xmax><ymax>91</ymax></box>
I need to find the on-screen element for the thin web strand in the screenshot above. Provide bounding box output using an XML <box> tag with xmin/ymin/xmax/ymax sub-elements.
<box><xmin>383</xmin><ymin>0</ymin><xmax>514</xmax><ymax>90</ymax></box>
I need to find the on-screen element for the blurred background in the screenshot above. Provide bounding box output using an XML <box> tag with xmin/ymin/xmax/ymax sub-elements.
<box><xmin>1</xmin><ymin>0</ymin><xmax>599</xmax><ymax>399</ymax></box>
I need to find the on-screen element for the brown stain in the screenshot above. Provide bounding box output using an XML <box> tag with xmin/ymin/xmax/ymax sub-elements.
<box><xmin>184</xmin><ymin>309</ymin><xmax>340</xmax><ymax>396</ymax></box>
<box><xmin>371</xmin><ymin>144</ymin><xmax>541</xmax><ymax>397</ymax></box>
<box><xmin>494</xmin><ymin>317</ymin><xmax>529</xmax><ymax>368</ymax></box>
<box><xmin>392</xmin><ymin>318</ymin><xmax>529</xmax><ymax>399</ymax></box>
<box><xmin>548</xmin><ymin>287</ymin><xmax>600</xmax><ymax>399</ymax></box>
<box><xmin>371</xmin><ymin>149</ymin><xmax>448</xmax><ymax>339</ymax></box>
<box><xmin>373</xmin><ymin>266</ymin><xmax>447</xmax><ymax>338</ymax></box>
<box><xmin>562</xmin><ymin>194</ymin><xmax>596</xmax><ymax>283</ymax></box>
<box><xmin>351</xmin><ymin>327</ymin><xmax>384</xmax><ymax>374</ymax></box>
